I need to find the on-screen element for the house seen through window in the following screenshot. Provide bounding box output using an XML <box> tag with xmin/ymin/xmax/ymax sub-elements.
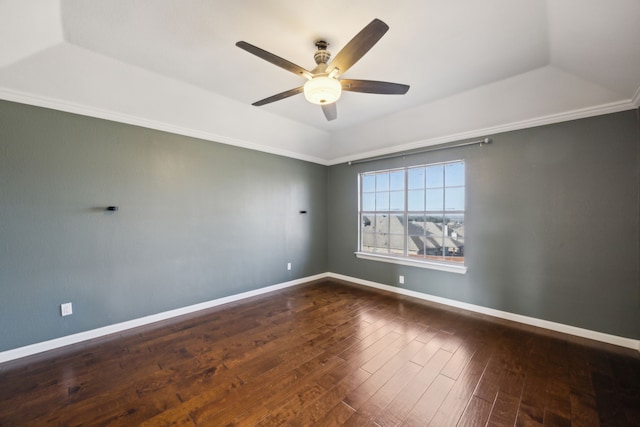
<box><xmin>359</xmin><ymin>160</ymin><xmax>465</xmax><ymax>265</ymax></box>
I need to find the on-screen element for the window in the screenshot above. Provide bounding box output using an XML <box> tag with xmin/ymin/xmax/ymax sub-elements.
<box><xmin>358</xmin><ymin>160</ymin><xmax>466</xmax><ymax>273</ymax></box>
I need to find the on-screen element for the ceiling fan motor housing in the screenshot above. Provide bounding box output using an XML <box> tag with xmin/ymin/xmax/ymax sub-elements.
<box><xmin>314</xmin><ymin>40</ymin><xmax>331</xmax><ymax>65</ymax></box>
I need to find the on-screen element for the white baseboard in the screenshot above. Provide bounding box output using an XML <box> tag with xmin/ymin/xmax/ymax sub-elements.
<box><xmin>327</xmin><ymin>273</ymin><xmax>640</xmax><ymax>353</ymax></box>
<box><xmin>0</xmin><ymin>274</ymin><xmax>326</xmax><ymax>364</ymax></box>
<box><xmin>2</xmin><ymin>272</ymin><xmax>638</xmax><ymax>364</ymax></box>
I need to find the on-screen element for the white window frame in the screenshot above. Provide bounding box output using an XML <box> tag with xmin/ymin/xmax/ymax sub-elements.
<box><xmin>355</xmin><ymin>160</ymin><xmax>467</xmax><ymax>274</ymax></box>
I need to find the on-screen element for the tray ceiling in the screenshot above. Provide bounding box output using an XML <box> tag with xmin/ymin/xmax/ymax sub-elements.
<box><xmin>1</xmin><ymin>0</ymin><xmax>639</xmax><ymax>164</ymax></box>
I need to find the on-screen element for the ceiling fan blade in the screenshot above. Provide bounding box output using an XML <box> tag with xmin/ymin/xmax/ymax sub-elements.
<box><xmin>252</xmin><ymin>87</ymin><xmax>304</xmax><ymax>106</ymax></box>
<box><xmin>341</xmin><ymin>79</ymin><xmax>410</xmax><ymax>95</ymax></box>
<box><xmin>326</xmin><ymin>19</ymin><xmax>389</xmax><ymax>76</ymax></box>
<box><xmin>236</xmin><ymin>41</ymin><xmax>313</xmax><ymax>79</ymax></box>
<box><xmin>321</xmin><ymin>103</ymin><xmax>337</xmax><ymax>121</ymax></box>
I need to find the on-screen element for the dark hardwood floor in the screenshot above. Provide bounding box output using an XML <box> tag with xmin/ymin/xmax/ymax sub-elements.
<box><xmin>1</xmin><ymin>279</ymin><xmax>638</xmax><ymax>426</ymax></box>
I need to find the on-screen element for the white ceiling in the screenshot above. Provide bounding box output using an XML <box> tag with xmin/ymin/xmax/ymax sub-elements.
<box><xmin>1</xmin><ymin>0</ymin><xmax>639</xmax><ymax>164</ymax></box>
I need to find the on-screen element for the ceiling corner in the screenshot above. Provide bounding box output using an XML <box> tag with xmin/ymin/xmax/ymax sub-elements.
<box><xmin>0</xmin><ymin>0</ymin><xmax>64</xmax><ymax>68</ymax></box>
<box><xmin>632</xmin><ymin>87</ymin><xmax>640</xmax><ymax>108</ymax></box>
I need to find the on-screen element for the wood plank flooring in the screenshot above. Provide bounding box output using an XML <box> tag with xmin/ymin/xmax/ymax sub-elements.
<box><xmin>1</xmin><ymin>279</ymin><xmax>639</xmax><ymax>426</ymax></box>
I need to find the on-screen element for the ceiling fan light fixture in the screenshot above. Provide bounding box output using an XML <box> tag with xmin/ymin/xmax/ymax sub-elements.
<box><xmin>303</xmin><ymin>76</ymin><xmax>341</xmax><ymax>105</ymax></box>
<box><xmin>237</xmin><ymin>19</ymin><xmax>408</xmax><ymax>120</ymax></box>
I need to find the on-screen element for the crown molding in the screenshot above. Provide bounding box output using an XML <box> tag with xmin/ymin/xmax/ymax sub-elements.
<box><xmin>0</xmin><ymin>88</ymin><xmax>331</xmax><ymax>166</ymax></box>
<box><xmin>1</xmin><ymin>87</ymin><xmax>636</xmax><ymax>167</ymax></box>
<box><xmin>327</xmin><ymin>99</ymin><xmax>638</xmax><ymax>166</ymax></box>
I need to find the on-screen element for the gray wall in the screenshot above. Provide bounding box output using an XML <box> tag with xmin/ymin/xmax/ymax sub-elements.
<box><xmin>328</xmin><ymin>110</ymin><xmax>640</xmax><ymax>340</ymax></box>
<box><xmin>1</xmin><ymin>99</ymin><xmax>638</xmax><ymax>354</ymax></box>
<box><xmin>0</xmin><ymin>100</ymin><xmax>327</xmax><ymax>351</ymax></box>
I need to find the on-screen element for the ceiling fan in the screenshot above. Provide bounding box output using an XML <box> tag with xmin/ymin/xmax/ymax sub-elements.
<box><xmin>236</xmin><ymin>18</ymin><xmax>410</xmax><ymax>121</ymax></box>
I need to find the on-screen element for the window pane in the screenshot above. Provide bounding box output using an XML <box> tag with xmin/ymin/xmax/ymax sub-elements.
<box><xmin>362</xmin><ymin>193</ymin><xmax>375</xmax><ymax>211</ymax></box>
<box><xmin>426</xmin><ymin>164</ymin><xmax>444</xmax><ymax>188</ymax></box>
<box><xmin>426</xmin><ymin>188</ymin><xmax>444</xmax><ymax>211</ymax></box>
<box><xmin>374</xmin><ymin>238</ymin><xmax>389</xmax><ymax>253</ymax></box>
<box><xmin>445</xmin><ymin>187</ymin><xmax>465</xmax><ymax>211</ymax></box>
<box><xmin>408</xmin><ymin>167</ymin><xmax>425</xmax><ymax>189</ymax></box>
<box><xmin>408</xmin><ymin>213</ymin><xmax>425</xmax><ymax>223</ymax></box>
<box><xmin>444</xmin><ymin>214</ymin><xmax>464</xmax><ymax>262</ymax></box>
<box><xmin>425</xmin><ymin>215</ymin><xmax>443</xmax><ymax>237</ymax></box>
<box><xmin>425</xmin><ymin>236</ymin><xmax>444</xmax><ymax>258</ymax></box>
<box><xmin>390</xmin><ymin>170</ymin><xmax>404</xmax><ymax>191</ymax></box>
<box><xmin>408</xmin><ymin>214</ymin><xmax>425</xmax><ymax>236</ymax></box>
<box><xmin>445</xmin><ymin>161</ymin><xmax>465</xmax><ymax>187</ymax></box>
<box><xmin>389</xmin><ymin>234</ymin><xmax>404</xmax><ymax>254</ymax></box>
<box><xmin>362</xmin><ymin>174</ymin><xmax>375</xmax><ymax>192</ymax></box>
<box><xmin>424</xmin><ymin>214</ymin><xmax>444</xmax><ymax>258</ymax></box>
<box><xmin>390</xmin><ymin>214</ymin><xmax>405</xmax><ymax>235</ymax></box>
<box><xmin>376</xmin><ymin>192</ymin><xmax>389</xmax><ymax>210</ymax></box>
<box><xmin>390</xmin><ymin>213</ymin><xmax>405</xmax><ymax>253</ymax></box>
<box><xmin>361</xmin><ymin>214</ymin><xmax>373</xmax><ymax>231</ymax></box>
<box><xmin>408</xmin><ymin>236</ymin><xmax>424</xmax><ymax>257</ymax></box>
<box><xmin>373</xmin><ymin>214</ymin><xmax>389</xmax><ymax>253</ymax></box>
<box><xmin>445</xmin><ymin>214</ymin><xmax>464</xmax><ymax>242</ymax></box>
<box><xmin>376</xmin><ymin>172</ymin><xmax>389</xmax><ymax>191</ymax></box>
<box><xmin>408</xmin><ymin>190</ymin><xmax>424</xmax><ymax>211</ymax></box>
<box><xmin>390</xmin><ymin>191</ymin><xmax>404</xmax><ymax>211</ymax></box>
<box><xmin>407</xmin><ymin>215</ymin><xmax>425</xmax><ymax>257</ymax></box>
<box><xmin>361</xmin><ymin>214</ymin><xmax>375</xmax><ymax>251</ymax></box>
<box><xmin>374</xmin><ymin>214</ymin><xmax>389</xmax><ymax>234</ymax></box>
<box><xmin>361</xmin><ymin>232</ymin><xmax>376</xmax><ymax>251</ymax></box>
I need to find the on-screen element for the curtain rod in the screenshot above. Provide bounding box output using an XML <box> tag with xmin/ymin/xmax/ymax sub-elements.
<box><xmin>347</xmin><ymin>137</ymin><xmax>491</xmax><ymax>165</ymax></box>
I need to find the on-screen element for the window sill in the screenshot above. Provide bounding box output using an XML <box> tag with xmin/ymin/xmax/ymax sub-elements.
<box><xmin>354</xmin><ymin>252</ymin><xmax>468</xmax><ymax>274</ymax></box>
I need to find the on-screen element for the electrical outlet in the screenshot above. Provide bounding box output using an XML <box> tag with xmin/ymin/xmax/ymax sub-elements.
<box><xmin>399</xmin><ymin>275</ymin><xmax>405</xmax><ymax>284</ymax></box>
<box><xmin>61</xmin><ymin>302</ymin><xmax>73</xmax><ymax>317</ymax></box>
<box><xmin>287</xmin><ymin>262</ymin><xmax>292</xmax><ymax>271</ymax></box>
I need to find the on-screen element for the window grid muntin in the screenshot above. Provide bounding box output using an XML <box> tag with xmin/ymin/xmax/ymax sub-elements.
<box><xmin>359</xmin><ymin>160</ymin><xmax>464</xmax><ymax>264</ymax></box>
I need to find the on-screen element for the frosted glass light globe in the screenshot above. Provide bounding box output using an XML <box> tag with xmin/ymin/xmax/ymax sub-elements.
<box><xmin>303</xmin><ymin>76</ymin><xmax>341</xmax><ymax>105</ymax></box>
